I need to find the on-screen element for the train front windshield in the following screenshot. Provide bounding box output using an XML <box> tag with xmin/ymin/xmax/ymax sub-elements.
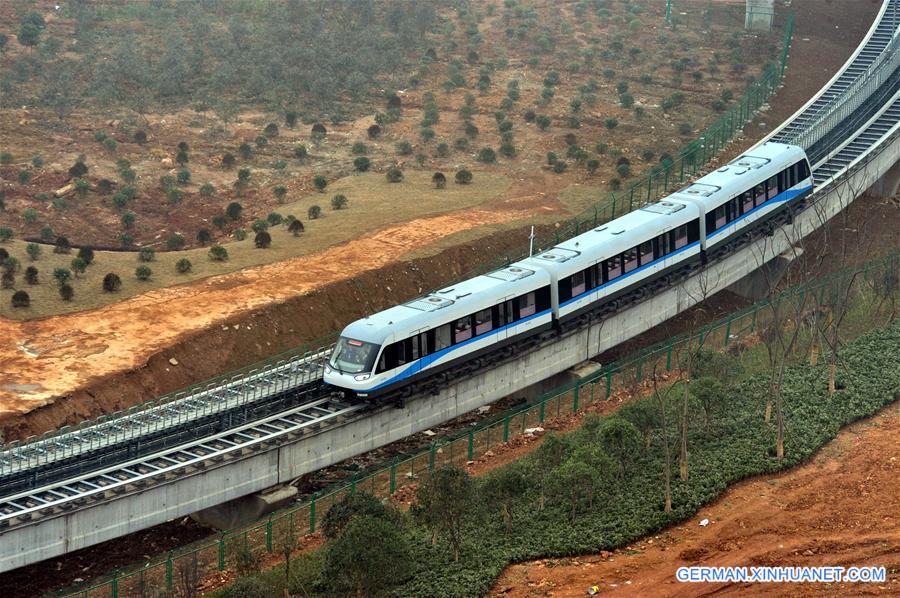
<box><xmin>329</xmin><ymin>338</ymin><xmax>379</xmax><ymax>374</ymax></box>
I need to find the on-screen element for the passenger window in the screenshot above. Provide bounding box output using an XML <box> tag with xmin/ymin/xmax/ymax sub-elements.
<box><xmin>571</xmin><ymin>271</ymin><xmax>586</xmax><ymax>296</ymax></box>
<box><xmin>754</xmin><ymin>184</ymin><xmax>766</xmax><ymax>207</ymax></box>
<box><xmin>410</xmin><ymin>337</ymin><xmax>420</xmax><ymax>360</ymax></box>
<box><xmin>742</xmin><ymin>191</ymin><xmax>754</xmax><ymax>214</ymax></box>
<box><xmin>435</xmin><ymin>324</ymin><xmax>451</xmax><ymax>350</ymax></box>
<box><xmin>767</xmin><ymin>176</ymin><xmax>778</xmax><ymax>200</ymax></box>
<box><xmin>786</xmin><ymin>165</ymin><xmax>796</xmax><ymax>188</ymax></box>
<box><xmin>453</xmin><ymin>317</ymin><xmax>472</xmax><ymax>343</ymax></box>
<box><xmin>639</xmin><ymin>241</ymin><xmax>654</xmax><ymax>265</ymax></box>
<box><xmin>658</xmin><ymin>233</ymin><xmax>671</xmax><ymax>257</ymax></box>
<box><xmin>606</xmin><ymin>256</ymin><xmax>622</xmax><ymax>280</ymax></box>
<box><xmin>519</xmin><ymin>292</ymin><xmax>537</xmax><ymax>318</ymax></box>
<box><xmin>474</xmin><ymin>309</ymin><xmax>492</xmax><ymax>335</ymax></box>
<box><xmin>674</xmin><ymin>224</ymin><xmax>688</xmax><ymax>249</ymax></box>
<box><xmin>623</xmin><ymin>248</ymin><xmax>638</xmax><ymax>273</ymax></box>
<box><xmin>714</xmin><ymin>205</ymin><xmax>727</xmax><ymax>229</ymax></box>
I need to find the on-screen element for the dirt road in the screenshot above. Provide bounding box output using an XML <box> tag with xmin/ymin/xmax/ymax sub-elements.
<box><xmin>491</xmin><ymin>401</ymin><xmax>900</xmax><ymax>597</ymax></box>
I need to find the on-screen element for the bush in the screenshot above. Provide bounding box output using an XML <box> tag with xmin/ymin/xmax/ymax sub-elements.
<box><xmin>432</xmin><ymin>172</ymin><xmax>447</xmax><ymax>189</ymax></box>
<box><xmin>308</xmin><ymin>205</ymin><xmax>322</xmax><ymax>220</ymax></box>
<box><xmin>552</xmin><ymin>160</ymin><xmax>568</xmax><ymax>173</ymax></box>
<box><xmin>18</xmin><ymin>170</ymin><xmax>32</xmax><ymax>184</ymax></box>
<box><xmin>288</xmin><ymin>219</ymin><xmax>305</xmax><ymax>236</ymax></box>
<box><xmin>351</xmin><ymin>141</ymin><xmax>368</xmax><ymax>155</ymax></box>
<box><xmin>253</xmin><ymin>230</ymin><xmax>272</xmax><ymax>249</ymax></box>
<box><xmin>68</xmin><ymin>161</ymin><xmax>88</xmax><ymax>178</ymax></box>
<box><xmin>385</xmin><ymin>168</ymin><xmax>403</xmax><ymax>183</ymax></box>
<box><xmin>0</xmin><ymin>227</ymin><xmax>13</xmax><ymax>243</ymax></box>
<box><xmin>226</xmin><ymin>202</ymin><xmax>243</xmax><ymax>220</ymax></box>
<box><xmin>165</xmin><ymin>234</ymin><xmax>185</xmax><ymax>251</ymax></box>
<box><xmin>535</xmin><ymin>115</ymin><xmax>552</xmax><ymax>131</ymax></box>
<box><xmin>138</xmin><ymin>248</ymin><xmax>155</xmax><ymax>262</ymax></box>
<box><xmin>616</xmin><ymin>163</ymin><xmax>631</xmax><ymax>178</ymax></box>
<box><xmin>477</xmin><ymin>147</ymin><xmax>496</xmax><ymax>163</ymax></box>
<box><xmin>252</xmin><ymin>219</ymin><xmax>269</xmax><ymax>234</ymax></box>
<box><xmin>586</xmin><ymin>159</ymin><xmax>600</xmax><ymax>174</ymax></box>
<box><xmin>208</xmin><ymin>245</ymin><xmax>228</xmax><ymax>261</ymax></box>
<box><xmin>238</xmin><ymin>143</ymin><xmax>252</xmax><ymax>160</ymax></box>
<box><xmin>24</xmin><ymin>266</ymin><xmax>38</xmax><ymax>284</ymax></box>
<box><xmin>294</xmin><ymin>145</ymin><xmax>308</xmax><ymax>160</ymax></box>
<box><xmin>197</xmin><ymin>229</ymin><xmax>212</xmax><ymax>246</ymax></box>
<box><xmin>200</xmin><ymin>182</ymin><xmax>215</xmax><ymax>197</ymax></box>
<box><xmin>367</xmin><ymin>124</ymin><xmax>381</xmax><ymax>139</ymax></box>
<box><xmin>455</xmin><ymin>169</ymin><xmax>473</xmax><ymax>184</ymax></box>
<box><xmin>54</xmin><ymin>236</ymin><xmax>70</xmax><ymax>254</ymax></box>
<box><xmin>53</xmin><ymin>268</ymin><xmax>72</xmax><ymax>285</ymax></box>
<box><xmin>605</xmin><ymin>117</ymin><xmax>619</xmax><ymax>130</ymax></box>
<box><xmin>678</xmin><ymin>122</ymin><xmax>692</xmax><ymax>136</ymax></box>
<box><xmin>176</xmin><ymin>258</ymin><xmax>192</xmax><ymax>274</ymax></box>
<box><xmin>255</xmin><ymin>135</ymin><xmax>268</xmax><ymax>149</ymax></box>
<box><xmin>11</xmin><ymin>291</ymin><xmax>29</xmax><ymax>308</ymax></box>
<box><xmin>331</xmin><ymin>194</ymin><xmax>348</xmax><ymax>210</ymax></box>
<box><xmin>176</xmin><ymin>169</ymin><xmax>190</xmax><ymax>185</ymax></box>
<box><xmin>25</xmin><ymin>243</ymin><xmax>41</xmax><ymax>261</ymax></box>
<box><xmin>59</xmin><ymin>283</ymin><xmax>74</xmax><ymax>301</ymax></box>
<box><xmin>610</xmin><ymin>177</ymin><xmax>622</xmax><ymax>190</ymax></box>
<box><xmin>70</xmin><ymin>257</ymin><xmax>87</xmax><ymax>277</ymax></box>
<box><xmin>353</xmin><ymin>157</ymin><xmax>371</xmax><ymax>172</ymax></box>
<box><xmin>133</xmin><ymin>130</ymin><xmax>148</xmax><ymax>144</ymax></box>
<box><xmin>23</xmin><ymin>207</ymin><xmax>37</xmax><ymax>224</ymax></box>
<box><xmin>264</xmin><ymin>122</ymin><xmax>279</xmax><ymax>138</ymax></box>
<box><xmin>396</xmin><ymin>141</ymin><xmax>413</xmax><ymax>156</ymax></box>
<box><xmin>313</xmin><ymin>175</ymin><xmax>327</xmax><ymax>192</ymax></box>
<box><xmin>135</xmin><ymin>265</ymin><xmax>152</xmax><ymax>281</ymax></box>
<box><xmin>40</xmin><ymin>226</ymin><xmax>54</xmax><ymax>241</ymax></box>
<box><xmin>219</xmin><ymin>577</ymin><xmax>271</xmax><ymax>598</ymax></box>
<box><xmin>454</xmin><ymin>137</ymin><xmax>469</xmax><ymax>150</ymax></box>
<box><xmin>102</xmin><ymin>273</ymin><xmax>122</xmax><ymax>292</ymax></box>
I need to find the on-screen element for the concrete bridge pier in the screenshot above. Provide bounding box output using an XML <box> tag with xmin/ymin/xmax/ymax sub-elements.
<box><xmin>190</xmin><ymin>485</ymin><xmax>297</xmax><ymax>530</ymax></box>
<box><xmin>867</xmin><ymin>158</ymin><xmax>900</xmax><ymax>198</ymax></box>
<box><xmin>745</xmin><ymin>0</ymin><xmax>774</xmax><ymax>31</ymax></box>
<box><xmin>727</xmin><ymin>246</ymin><xmax>802</xmax><ymax>301</ymax></box>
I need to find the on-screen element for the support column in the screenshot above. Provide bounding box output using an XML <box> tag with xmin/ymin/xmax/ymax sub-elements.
<box><xmin>867</xmin><ymin>158</ymin><xmax>900</xmax><ymax>199</ymax></box>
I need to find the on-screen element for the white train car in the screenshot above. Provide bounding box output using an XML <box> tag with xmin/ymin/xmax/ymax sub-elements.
<box><xmin>519</xmin><ymin>198</ymin><xmax>703</xmax><ymax>322</ymax></box>
<box><xmin>324</xmin><ymin>264</ymin><xmax>553</xmax><ymax>399</ymax></box>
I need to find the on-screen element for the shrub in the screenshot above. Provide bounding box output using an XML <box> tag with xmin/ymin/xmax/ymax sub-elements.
<box><xmin>3</xmin><ymin>256</ymin><xmax>20</xmax><ymax>274</ymax></box>
<box><xmin>59</xmin><ymin>283</ymin><xmax>74</xmax><ymax>301</ymax></box>
<box><xmin>252</xmin><ymin>219</ymin><xmax>269</xmax><ymax>234</ymax></box>
<box><xmin>367</xmin><ymin>124</ymin><xmax>381</xmax><ymax>139</ymax></box>
<box><xmin>535</xmin><ymin>115</ymin><xmax>552</xmax><ymax>131</ymax></box>
<box><xmin>349</xmin><ymin>155</ymin><xmax>371</xmax><ymax>173</ymax></box>
<box><xmin>385</xmin><ymin>168</ymin><xmax>403</xmax><ymax>183</ymax></box>
<box><xmin>454</xmin><ymin>137</ymin><xmax>469</xmax><ymax>151</ymax></box>
<box><xmin>254</xmin><ymin>231</ymin><xmax>272</xmax><ymax>248</ymax></box>
<box><xmin>432</xmin><ymin>172</ymin><xmax>447</xmax><ymax>189</ymax></box>
<box><xmin>226</xmin><ymin>202</ymin><xmax>243</xmax><ymax>220</ymax></box>
<box><xmin>11</xmin><ymin>290</ymin><xmax>29</xmax><ymax>308</ymax></box>
<box><xmin>75</xmin><ymin>179</ymin><xmax>91</xmax><ymax>196</ymax></box>
<box><xmin>133</xmin><ymin>130</ymin><xmax>147</xmax><ymax>144</ymax></box>
<box><xmin>199</xmin><ymin>182</ymin><xmax>215</xmax><ymax>197</ymax></box>
<box><xmin>54</xmin><ymin>236</ymin><xmax>70</xmax><ymax>254</ymax></box>
<box><xmin>196</xmin><ymin>229</ymin><xmax>212</xmax><ymax>246</ymax></box>
<box><xmin>40</xmin><ymin>226</ymin><xmax>53</xmax><ymax>241</ymax></box>
<box><xmin>102</xmin><ymin>272</ymin><xmax>122</xmax><ymax>292</ymax></box>
<box><xmin>25</xmin><ymin>242</ymin><xmax>41</xmax><ymax>261</ymax></box>
<box><xmin>18</xmin><ymin>170</ymin><xmax>32</xmax><ymax>184</ymax></box>
<box><xmin>331</xmin><ymin>194</ymin><xmax>348</xmax><ymax>210</ymax></box>
<box><xmin>94</xmin><ymin>130</ymin><xmax>107</xmax><ymax>142</ymax></box>
<box><xmin>70</xmin><ymin>257</ymin><xmax>88</xmax><ymax>277</ymax></box>
<box><xmin>605</xmin><ymin>117</ymin><xmax>619</xmax><ymax>130</ymax></box>
<box><xmin>272</xmin><ymin>185</ymin><xmax>288</xmax><ymax>202</ymax></box>
<box><xmin>135</xmin><ymin>265</ymin><xmax>152</xmax><ymax>281</ymax></box>
<box><xmin>23</xmin><ymin>207</ymin><xmax>37</xmax><ymax>224</ymax></box>
<box><xmin>396</xmin><ymin>141</ymin><xmax>413</xmax><ymax>156</ymax></box>
<box><xmin>641</xmin><ymin>149</ymin><xmax>655</xmax><ymax>162</ymax></box>
<box><xmin>263</xmin><ymin>122</ymin><xmax>279</xmax><ymax>138</ymax></box>
<box><xmin>138</xmin><ymin>247</ymin><xmax>155</xmax><ymax>262</ymax></box>
<box><xmin>477</xmin><ymin>147</ymin><xmax>496</xmax><ymax>163</ymax></box>
<box><xmin>53</xmin><ymin>267</ymin><xmax>72</xmax><ymax>286</ymax></box>
<box><xmin>288</xmin><ymin>219</ymin><xmax>305</xmax><ymax>236</ymax></box>
<box><xmin>255</xmin><ymin>135</ymin><xmax>268</xmax><ymax>149</ymax></box>
<box><xmin>238</xmin><ymin>143</ymin><xmax>252</xmax><ymax>159</ymax></box>
<box><xmin>610</xmin><ymin>177</ymin><xmax>622</xmax><ymax>190</ymax></box>
<box><xmin>678</xmin><ymin>122</ymin><xmax>692</xmax><ymax>136</ymax></box>
<box><xmin>308</xmin><ymin>205</ymin><xmax>322</xmax><ymax>220</ymax></box>
<box><xmin>68</xmin><ymin>161</ymin><xmax>88</xmax><ymax>178</ymax></box>
<box><xmin>620</xmin><ymin>93</ymin><xmax>634</xmax><ymax>108</ymax></box>
<box><xmin>351</xmin><ymin>141</ymin><xmax>368</xmax><ymax>155</ymax></box>
<box><xmin>176</xmin><ymin>169</ymin><xmax>191</xmax><ymax>185</ymax></box>
<box><xmin>233</xmin><ymin>228</ymin><xmax>246</xmax><ymax>241</ymax></box>
<box><xmin>552</xmin><ymin>160</ymin><xmax>568</xmax><ymax>173</ymax></box>
<box><xmin>455</xmin><ymin>169</ymin><xmax>473</xmax><ymax>184</ymax></box>
<box><xmin>616</xmin><ymin>163</ymin><xmax>632</xmax><ymax>178</ymax></box>
<box><xmin>0</xmin><ymin>152</ymin><xmax>13</xmax><ymax>165</ymax></box>
<box><xmin>586</xmin><ymin>159</ymin><xmax>600</xmax><ymax>174</ymax></box>
<box><xmin>176</xmin><ymin>257</ymin><xmax>193</xmax><ymax>274</ymax></box>
<box><xmin>24</xmin><ymin>265</ymin><xmax>38</xmax><ymax>285</ymax></box>
<box><xmin>104</xmin><ymin>138</ymin><xmax>118</xmax><ymax>153</ymax></box>
<box><xmin>313</xmin><ymin>175</ymin><xmax>327</xmax><ymax>192</ymax></box>
<box><xmin>294</xmin><ymin>145</ymin><xmax>308</xmax><ymax>160</ymax></box>
<box><xmin>208</xmin><ymin>245</ymin><xmax>228</xmax><ymax>261</ymax></box>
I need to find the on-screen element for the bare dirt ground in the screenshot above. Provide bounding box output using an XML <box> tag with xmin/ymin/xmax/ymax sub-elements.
<box><xmin>490</xmin><ymin>401</ymin><xmax>900</xmax><ymax>598</ymax></box>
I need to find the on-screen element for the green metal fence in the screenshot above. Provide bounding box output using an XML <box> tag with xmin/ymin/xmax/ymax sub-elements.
<box><xmin>60</xmin><ymin>249</ymin><xmax>898</xmax><ymax>598</ymax></box>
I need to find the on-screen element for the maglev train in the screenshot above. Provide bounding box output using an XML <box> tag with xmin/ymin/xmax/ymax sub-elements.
<box><xmin>325</xmin><ymin>142</ymin><xmax>813</xmax><ymax>400</ymax></box>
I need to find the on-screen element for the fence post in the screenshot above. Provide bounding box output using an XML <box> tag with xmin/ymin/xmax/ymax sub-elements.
<box><xmin>166</xmin><ymin>551</ymin><xmax>174</xmax><ymax>594</ymax></box>
<box><xmin>724</xmin><ymin>317</ymin><xmax>732</xmax><ymax>346</ymax></box>
<box><xmin>429</xmin><ymin>443</ymin><xmax>437</xmax><ymax>473</ymax></box>
<box><xmin>750</xmin><ymin>305</ymin><xmax>758</xmax><ymax>332</ymax></box>
<box><xmin>573</xmin><ymin>382</ymin><xmax>580</xmax><ymax>412</ymax></box>
<box><xmin>266</xmin><ymin>516</ymin><xmax>273</xmax><ymax>552</ymax></box>
<box><xmin>218</xmin><ymin>532</ymin><xmax>226</xmax><ymax>570</ymax></box>
<box><xmin>539</xmin><ymin>399</ymin><xmax>546</xmax><ymax>422</ymax></box>
<box><xmin>503</xmin><ymin>415</ymin><xmax>510</xmax><ymax>442</ymax></box>
<box><xmin>605</xmin><ymin>370</ymin><xmax>613</xmax><ymax>398</ymax></box>
<box><xmin>636</xmin><ymin>354</ymin><xmax>644</xmax><ymax>382</ymax></box>
<box><xmin>350</xmin><ymin>474</ymin><xmax>357</xmax><ymax>496</ymax></box>
<box><xmin>389</xmin><ymin>460</ymin><xmax>397</xmax><ymax>494</ymax></box>
<box><xmin>309</xmin><ymin>494</ymin><xmax>317</xmax><ymax>534</ymax></box>
<box><xmin>610</xmin><ymin>193</ymin><xmax>617</xmax><ymax>219</ymax></box>
<box><xmin>666</xmin><ymin>341</ymin><xmax>673</xmax><ymax>371</ymax></box>
<box><xmin>467</xmin><ymin>428</ymin><xmax>474</xmax><ymax>461</ymax></box>
<box><xmin>111</xmin><ymin>570</ymin><xmax>119</xmax><ymax>598</ymax></box>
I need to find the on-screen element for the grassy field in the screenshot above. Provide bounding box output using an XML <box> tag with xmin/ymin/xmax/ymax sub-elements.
<box><xmin>0</xmin><ymin>171</ymin><xmax>510</xmax><ymax>320</ymax></box>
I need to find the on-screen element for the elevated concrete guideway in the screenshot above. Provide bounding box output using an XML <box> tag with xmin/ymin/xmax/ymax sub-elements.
<box><xmin>0</xmin><ymin>0</ymin><xmax>898</xmax><ymax>575</ymax></box>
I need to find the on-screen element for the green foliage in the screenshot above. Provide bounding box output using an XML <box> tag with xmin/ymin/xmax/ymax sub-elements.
<box><xmin>70</xmin><ymin>257</ymin><xmax>87</xmax><ymax>276</ymax></box>
<box><xmin>605</xmin><ymin>117</ymin><xmax>619</xmax><ymax>130</ymax></box>
<box><xmin>26</xmin><ymin>243</ymin><xmax>41</xmax><ymax>261</ymax></box>
<box><xmin>53</xmin><ymin>267</ymin><xmax>71</xmax><ymax>287</ymax></box>
<box><xmin>176</xmin><ymin>258</ymin><xmax>192</xmax><ymax>274</ymax></box>
<box><xmin>59</xmin><ymin>283</ymin><xmax>74</xmax><ymax>301</ymax></box>
<box><xmin>308</xmin><ymin>205</ymin><xmax>322</xmax><ymax>220</ymax></box>
<box><xmin>208</xmin><ymin>245</ymin><xmax>228</xmax><ymax>261</ymax></box>
<box><xmin>477</xmin><ymin>147</ymin><xmax>496</xmax><ymax>163</ymax></box>
<box><xmin>200</xmin><ymin>182</ymin><xmax>215</xmax><ymax>197</ymax></box>
<box><xmin>313</xmin><ymin>175</ymin><xmax>327</xmax><ymax>192</ymax></box>
<box><xmin>412</xmin><ymin>466</ymin><xmax>474</xmax><ymax>561</ymax></box>
<box><xmin>321</xmin><ymin>515</ymin><xmax>413</xmax><ymax>596</ymax></box>
<box><xmin>254</xmin><ymin>230</ymin><xmax>272</xmax><ymax>249</ymax></box>
<box><xmin>226</xmin><ymin>202</ymin><xmax>243</xmax><ymax>221</ymax></box>
<box><xmin>321</xmin><ymin>492</ymin><xmax>389</xmax><ymax>539</ymax></box>
<box><xmin>23</xmin><ymin>265</ymin><xmax>38</xmax><ymax>285</ymax></box>
<box><xmin>331</xmin><ymin>194</ymin><xmax>348</xmax><ymax>210</ymax></box>
<box><xmin>597</xmin><ymin>416</ymin><xmax>641</xmax><ymax>475</ymax></box>
<box><xmin>135</xmin><ymin>265</ymin><xmax>152</xmax><ymax>281</ymax></box>
<box><xmin>138</xmin><ymin>247</ymin><xmax>155</xmax><ymax>262</ymax></box>
<box><xmin>353</xmin><ymin>156</ymin><xmax>371</xmax><ymax>172</ymax></box>
<box><xmin>455</xmin><ymin>169</ymin><xmax>473</xmax><ymax>185</ymax></box>
<box><xmin>386</xmin><ymin>167</ymin><xmax>403</xmax><ymax>183</ymax></box>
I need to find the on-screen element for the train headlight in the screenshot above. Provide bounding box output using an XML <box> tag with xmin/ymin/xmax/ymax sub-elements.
<box><xmin>354</xmin><ymin>374</ymin><xmax>371</xmax><ymax>381</ymax></box>
<box><xmin>324</xmin><ymin>365</ymin><xmax>332</xmax><ymax>374</ymax></box>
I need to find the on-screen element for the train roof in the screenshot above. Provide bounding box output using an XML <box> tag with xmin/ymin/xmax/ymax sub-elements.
<box><xmin>669</xmin><ymin>142</ymin><xmax>807</xmax><ymax>208</ymax></box>
<box><xmin>520</xmin><ymin>197</ymin><xmax>700</xmax><ymax>271</ymax></box>
<box><xmin>340</xmin><ymin>264</ymin><xmax>551</xmax><ymax>344</ymax></box>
